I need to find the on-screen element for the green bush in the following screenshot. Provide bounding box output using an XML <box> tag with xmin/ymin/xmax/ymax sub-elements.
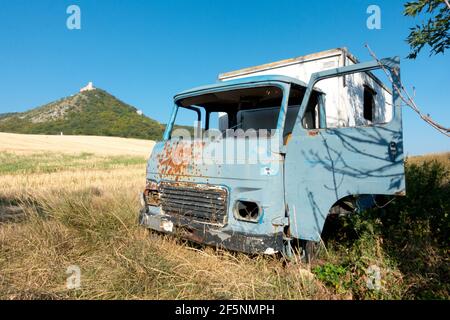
<box><xmin>321</xmin><ymin>158</ymin><xmax>450</xmax><ymax>299</ymax></box>
<box><xmin>313</xmin><ymin>263</ymin><xmax>348</xmax><ymax>292</ymax></box>
<box><xmin>385</xmin><ymin>160</ymin><xmax>449</xmax><ymax>246</ymax></box>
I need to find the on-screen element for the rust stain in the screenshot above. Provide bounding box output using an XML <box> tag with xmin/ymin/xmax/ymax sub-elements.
<box><xmin>156</xmin><ymin>141</ymin><xmax>206</xmax><ymax>181</ymax></box>
<box><xmin>394</xmin><ymin>190</ymin><xmax>406</xmax><ymax>196</ymax></box>
<box><xmin>307</xmin><ymin>130</ymin><xmax>319</xmax><ymax>137</ymax></box>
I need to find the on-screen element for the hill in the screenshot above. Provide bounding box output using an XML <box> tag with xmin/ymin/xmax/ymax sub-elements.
<box><xmin>0</xmin><ymin>89</ymin><xmax>165</xmax><ymax>140</ymax></box>
<box><xmin>0</xmin><ymin>112</ymin><xmax>18</xmax><ymax>120</ymax></box>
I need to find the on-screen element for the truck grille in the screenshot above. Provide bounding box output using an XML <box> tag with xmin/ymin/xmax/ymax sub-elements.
<box><xmin>159</xmin><ymin>182</ymin><xmax>228</xmax><ymax>225</ymax></box>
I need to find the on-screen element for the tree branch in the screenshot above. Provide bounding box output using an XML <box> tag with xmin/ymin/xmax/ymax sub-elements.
<box><xmin>443</xmin><ymin>0</ymin><xmax>450</xmax><ymax>10</ymax></box>
<box><xmin>365</xmin><ymin>44</ymin><xmax>450</xmax><ymax>137</ymax></box>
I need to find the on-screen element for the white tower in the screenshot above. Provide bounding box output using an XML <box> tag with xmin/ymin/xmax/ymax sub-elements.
<box><xmin>80</xmin><ymin>82</ymin><xmax>95</xmax><ymax>92</ymax></box>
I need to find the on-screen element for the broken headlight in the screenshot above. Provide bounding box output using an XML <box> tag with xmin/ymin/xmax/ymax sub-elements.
<box><xmin>234</xmin><ymin>200</ymin><xmax>261</xmax><ymax>222</ymax></box>
<box><xmin>143</xmin><ymin>180</ymin><xmax>160</xmax><ymax>206</ymax></box>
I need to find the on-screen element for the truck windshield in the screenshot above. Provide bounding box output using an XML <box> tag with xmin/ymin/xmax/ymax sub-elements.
<box><xmin>171</xmin><ymin>85</ymin><xmax>307</xmax><ymax>139</ymax></box>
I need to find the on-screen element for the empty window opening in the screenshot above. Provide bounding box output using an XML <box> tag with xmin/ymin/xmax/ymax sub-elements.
<box><xmin>177</xmin><ymin>86</ymin><xmax>284</xmax><ymax>136</ymax></box>
<box><xmin>363</xmin><ymin>85</ymin><xmax>376</xmax><ymax>123</ymax></box>
<box><xmin>302</xmin><ymin>93</ymin><xmax>321</xmax><ymax>130</ymax></box>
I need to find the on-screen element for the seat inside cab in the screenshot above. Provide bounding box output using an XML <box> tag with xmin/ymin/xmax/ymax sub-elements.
<box><xmin>215</xmin><ymin>84</ymin><xmax>324</xmax><ymax>144</ymax></box>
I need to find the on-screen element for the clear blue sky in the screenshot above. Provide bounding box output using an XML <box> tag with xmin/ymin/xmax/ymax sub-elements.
<box><xmin>0</xmin><ymin>0</ymin><xmax>448</xmax><ymax>155</ymax></box>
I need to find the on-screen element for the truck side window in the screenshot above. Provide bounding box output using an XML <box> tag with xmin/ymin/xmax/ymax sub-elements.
<box><xmin>207</xmin><ymin>111</ymin><xmax>220</xmax><ymax>130</ymax></box>
<box><xmin>363</xmin><ymin>85</ymin><xmax>376</xmax><ymax>123</ymax></box>
<box><xmin>283</xmin><ymin>85</ymin><xmax>304</xmax><ymax>143</ymax></box>
<box><xmin>171</xmin><ymin>106</ymin><xmax>202</xmax><ymax>139</ymax></box>
<box><xmin>302</xmin><ymin>92</ymin><xmax>323</xmax><ymax>130</ymax></box>
<box><xmin>283</xmin><ymin>87</ymin><xmax>325</xmax><ymax>144</ymax></box>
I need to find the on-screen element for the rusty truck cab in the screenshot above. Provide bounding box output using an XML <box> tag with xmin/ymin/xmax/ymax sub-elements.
<box><xmin>139</xmin><ymin>58</ymin><xmax>406</xmax><ymax>256</ymax></box>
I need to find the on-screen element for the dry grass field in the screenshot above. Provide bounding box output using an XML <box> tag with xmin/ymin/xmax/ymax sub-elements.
<box><xmin>0</xmin><ymin>132</ymin><xmax>155</xmax><ymax>156</ymax></box>
<box><xmin>0</xmin><ymin>134</ymin><xmax>448</xmax><ymax>300</ymax></box>
<box><xmin>0</xmin><ymin>133</ymin><xmax>330</xmax><ymax>300</ymax></box>
<box><xmin>408</xmin><ymin>152</ymin><xmax>450</xmax><ymax>170</ymax></box>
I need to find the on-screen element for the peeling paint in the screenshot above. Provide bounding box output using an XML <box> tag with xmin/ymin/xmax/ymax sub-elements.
<box><xmin>208</xmin><ymin>229</ymin><xmax>232</xmax><ymax>241</ymax></box>
<box><xmin>161</xmin><ymin>220</ymin><xmax>174</xmax><ymax>232</ymax></box>
<box><xmin>264</xmin><ymin>248</ymin><xmax>277</xmax><ymax>255</ymax></box>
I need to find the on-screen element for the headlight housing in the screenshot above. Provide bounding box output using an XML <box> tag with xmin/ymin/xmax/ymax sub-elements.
<box><xmin>143</xmin><ymin>180</ymin><xmax>160</xmax><ymax>206</ymax></box>
<box><xmin>234</xmin><ymin>200</ymin><xmax>261</xmax><ymax>222</ymax></box>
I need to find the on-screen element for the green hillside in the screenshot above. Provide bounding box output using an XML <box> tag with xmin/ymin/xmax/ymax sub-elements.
<box><xmin>0</xmin><ymin>89</ymin><xmax>165</xmax><ymax>140</ymax></box>
<box><xmin>0</xmin><ymin>112</ymin><xmax>18</xmax><ymax>120</ymax></box>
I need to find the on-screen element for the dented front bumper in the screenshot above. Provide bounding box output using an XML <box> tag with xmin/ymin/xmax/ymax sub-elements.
<box><xmin>139</xmin><ymin>204</ymin><xmax>284</xmax><ymax>255</ymax></box>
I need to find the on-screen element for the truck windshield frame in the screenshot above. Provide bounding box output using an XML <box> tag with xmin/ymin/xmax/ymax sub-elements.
<box><xmin>164</xmin><ymin>82</ymin><xmax>292</xmax><ymax>146</ymax></box>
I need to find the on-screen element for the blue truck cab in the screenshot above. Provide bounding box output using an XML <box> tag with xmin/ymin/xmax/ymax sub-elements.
<box><xmin>139</xmin><ymin>57</ymin><xmax>406</xmax><ymax>257</ymax></box>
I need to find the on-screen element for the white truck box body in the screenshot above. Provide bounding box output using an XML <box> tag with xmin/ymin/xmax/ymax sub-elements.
<box><xmin>218</xmin><ymin>48</ymin><xmax>392</xmax><ymax>128</ymax></box>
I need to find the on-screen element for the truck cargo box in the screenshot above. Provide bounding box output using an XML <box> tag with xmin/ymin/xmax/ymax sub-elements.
<box><xmin>219</xmin><ymin>48</ymin><xmax>392</xmax><ymax>128</ymax></box>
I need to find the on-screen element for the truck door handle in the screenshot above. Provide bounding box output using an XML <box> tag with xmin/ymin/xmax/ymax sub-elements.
<box><xmin>389</xmin><ymin>141</ymin><xmax>397</xmax><ymax>158</ymax></box>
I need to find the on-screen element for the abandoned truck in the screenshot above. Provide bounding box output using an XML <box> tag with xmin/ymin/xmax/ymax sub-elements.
<box><xmin>139</xmin><ymin>48</ymin><xmax>406</xmax><ymax>258</ymax></box>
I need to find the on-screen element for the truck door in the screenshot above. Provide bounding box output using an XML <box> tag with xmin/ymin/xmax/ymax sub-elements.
<box><xmin>285</xmin><ymin>57</ymin><xmax>406</xmax><ymax>241</ymax></box>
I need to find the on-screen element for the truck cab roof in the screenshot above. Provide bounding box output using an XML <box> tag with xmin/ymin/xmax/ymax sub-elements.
<box><xmin>173</xmin><ymin>75</ymin><xmax>320</xmax><ymax>102</ymax></box>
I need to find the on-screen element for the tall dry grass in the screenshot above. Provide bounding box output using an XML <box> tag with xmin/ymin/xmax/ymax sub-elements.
<box><xmin>0</xmin><ymin>152</ymin><xmax>332</xmax><ymax>300</ymax></box>
<box><xmin>407</xmin><ymin>152</ymin><xmax>450</xmax><ymax>168</ymax></box>
<box><xmin>1</xmin><ymin>151</ymin><xmax>448</xmax><ymax>300</ymax></box>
